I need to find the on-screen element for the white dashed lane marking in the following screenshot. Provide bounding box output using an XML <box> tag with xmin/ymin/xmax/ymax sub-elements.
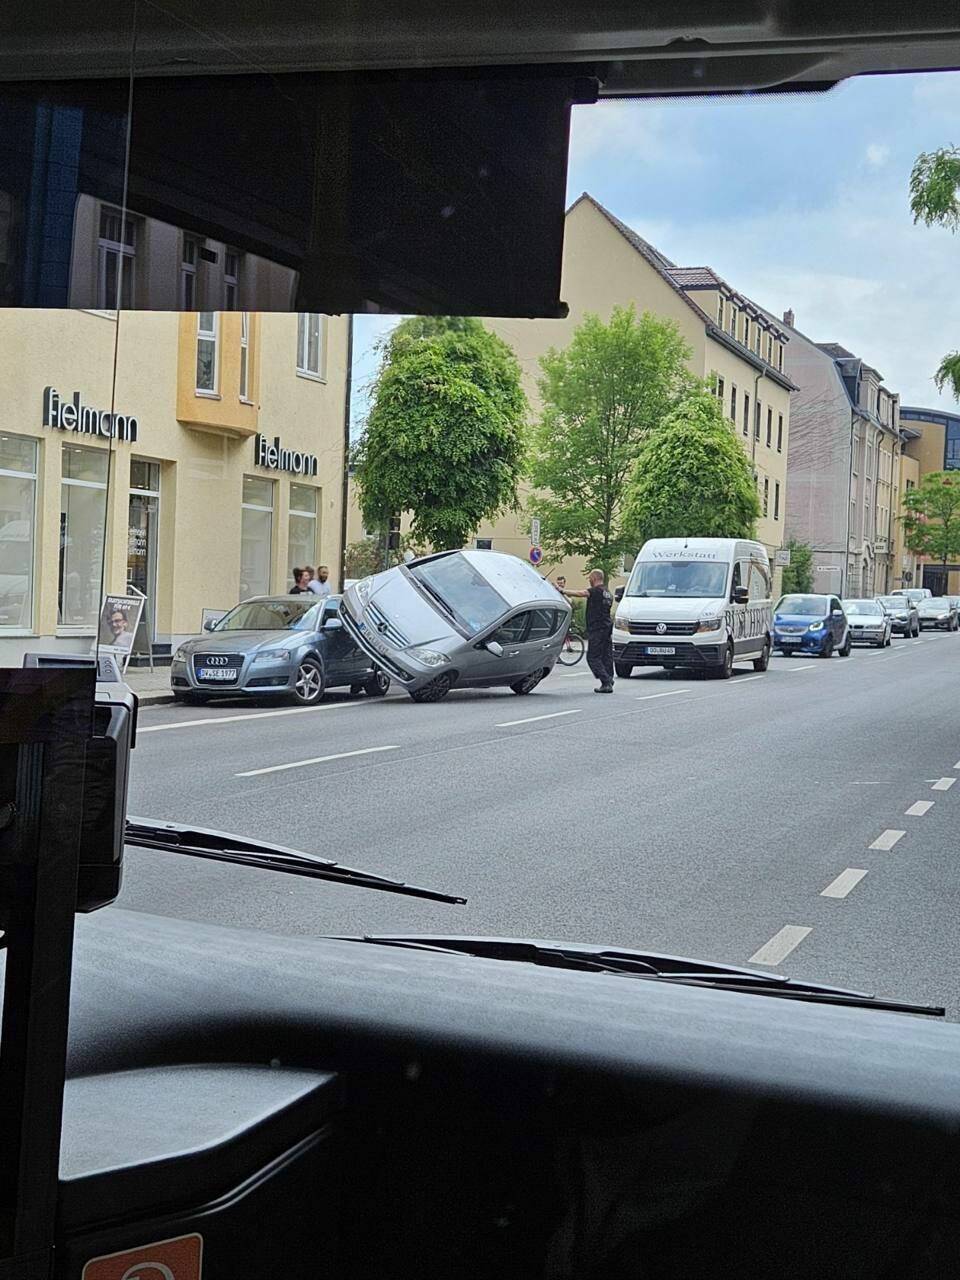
<box><xmin>633</xmin><ymin>689</ymin><xmax>692</xmax><ymax>701</ymax></box>
<box><xmin>932</xmin><ymin>777</ymin><xmax>956</xmax><ymax>792</ymax></box>
<box><xmin>749</xmin><ymin>925</ymin><xmax>812</xmax><ymax>966</ymax></box>
<box><xmin>868</xmin><ymin>829</ymin><xmax>905</xmax><ymax>851</ymax></box>
<box><xmin>140</xmin><ymin>701</ymin><xmax>367</xmax><ymax>733</ymax></box>
<box><xmin>237</xmin><ymin>745</ymin><xmax>399</xmax><ymax>777</ymax></box>
<box><xmin>496</xmin><ymin>709</ymin><xmax>582</xmax><ymax>728</ymax></box>
<box><xmin>821</xmin><ymin>868</ymin><xmax>868</xmax><ymax>899</ymax></box>
<box><xmin>905</xmin><ymin>801</ymin><xmax>934</xmax><ymax>816</ymax></box>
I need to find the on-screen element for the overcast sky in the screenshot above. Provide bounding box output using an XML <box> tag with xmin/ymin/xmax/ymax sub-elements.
<box><xmin>351</xmin><ymin>70</ymin><xmax>960</xmax><ymax>432</ymax></box>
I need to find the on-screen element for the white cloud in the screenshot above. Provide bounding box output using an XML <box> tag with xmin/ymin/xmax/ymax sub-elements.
<box><xmin>568</xmin><ymin>101</ymin><xmax>704</xmax><ymax>171</ymax></box>
<box><xmin>865</xmin><ymin>143</ymin><xmax>889</xmax><ymax>167</ymax></box>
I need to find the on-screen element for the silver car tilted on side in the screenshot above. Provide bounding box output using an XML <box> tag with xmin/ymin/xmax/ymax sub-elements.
<box><xmin>341</xmin><ymin>549</ymin><xmax>572</xmax><ymax>702</ymax></box>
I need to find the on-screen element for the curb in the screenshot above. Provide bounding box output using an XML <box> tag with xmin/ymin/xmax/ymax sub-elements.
<box><xmin>135</xmin><ymin>692</ymin><xmax>177</xmax><ymax>707</ymax></box>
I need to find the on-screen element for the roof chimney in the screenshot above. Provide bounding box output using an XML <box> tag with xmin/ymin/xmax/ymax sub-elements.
<box><xmin>783</xmin><ymin>308</ymin><xmax>795</xmax><ymax>327</ymax></box>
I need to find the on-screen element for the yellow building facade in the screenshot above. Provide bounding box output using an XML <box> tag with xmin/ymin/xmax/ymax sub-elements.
<box><xmin>899</xmin><ymin>405</ymin><xmax>960</xmax><ymax>594</ymax></box>
<box><xmin>0</xmin><ymin>303</ymin><xmax>348</xmax><ymax>665</ymax></box>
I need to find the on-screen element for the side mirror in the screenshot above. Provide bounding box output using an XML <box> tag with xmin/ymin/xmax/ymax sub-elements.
<box><xmin>732</xmin><ymin>585</ymin><xmax>749</xmax><ymax>605</ymax></box>
<box><xmin>832</xmin><ymin>609</ymin><xmax>844</xmax><ymax>618</ymax></box>
<box><xmin>614</xmin><ymin>586</ymin><xmax>625</xmax><ymax>602</ymax></box>
<box><xmin>203</xmin><ymin>618</ymin><xmax>218</xmax><ymax>632</ymax></box>
<box><xmin>485</xmin><ymin>640</ymin><xmax>504</xmax><ymax>657</ymax></box>
<box><xmin>323</xmin><ymin>616</ymin><xmax>344</xmax><ymax>631</ymax></box>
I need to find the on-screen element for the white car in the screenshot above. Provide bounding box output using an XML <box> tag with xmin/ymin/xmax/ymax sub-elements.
<box><xmin>841</xmin><ymin>599</ymin><xmax>892</xmax><ymax>648</ymax></box>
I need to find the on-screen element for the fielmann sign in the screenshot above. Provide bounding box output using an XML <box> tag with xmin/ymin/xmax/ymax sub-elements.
<box><xmin>42</xmin><ymin>387</ymin><xmax>139</xmax><ymax>442</ymax></box>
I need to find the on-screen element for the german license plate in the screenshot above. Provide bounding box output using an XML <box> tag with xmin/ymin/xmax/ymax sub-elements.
<box><xmin>198</xmin><ymin>668</ymin><xmax>238</xmax><ymax>682</ymax></box>
<box><xmin>646</xmin><ymin>645</ymin><xmax>675</xmax><ymax>656</ymax></box>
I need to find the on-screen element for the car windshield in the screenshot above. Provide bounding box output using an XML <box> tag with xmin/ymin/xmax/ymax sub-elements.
<box><xmin>843</xmin><ymin>600</ymin><xmax>882</xmax><ymax>615</ymax></box>
<box><xmin>409</xmin><ymin>555</ymin><xmax>508</xmax><ymax>634</ymax></box>
<box><xmin>776</xmin><ymin>595</ymin><xmax>828</xmax><ymax>616</ymax></box>
<box><xmin>878</xmin><ymin>597</ymin><xmax>905</xmax><ymax>609</ymax></box>
<box><xmin>923</xmin><ymin>598</ymin><xmax>951</xmax><ymax>608</ymax></box>
<box><xmin>216</xmin><ymin>599</ymin><xmax>319</xmax><ymax>630</ymax></box>
<box><xmin>626</xmin><ymin>559</ymin><xmax>729</xmax><ymax>599</ymax></box>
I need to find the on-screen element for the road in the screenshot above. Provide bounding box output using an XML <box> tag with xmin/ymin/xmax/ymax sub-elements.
<box><xmin>120</xmin><ymin>632</ymin><xmax>960</xmax><ymax>1019</ymax></box>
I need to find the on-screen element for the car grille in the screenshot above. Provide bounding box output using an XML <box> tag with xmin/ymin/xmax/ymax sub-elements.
<box><xmin>627</xmin><ymin>620</ymin><xmax>699</xmax><ymax>636</ymax></box>
<box><xmin>193</xmin><ymin>653</ymin><xmax>243</xmax><ymax>673</ymax></box>
<box><xmin>341</xmin><ymin>602</ymin><xmax>412</xmax><ymax>682</ymax></box>
<box><xmin>614</xmin><ymin>641</ymin><xmax>720</xmax><ymax>665</ymax></box>
<box><xmin>365</xmin><ymin>602</ymin><xmax>408</xmax><ymax>648</ymax></box>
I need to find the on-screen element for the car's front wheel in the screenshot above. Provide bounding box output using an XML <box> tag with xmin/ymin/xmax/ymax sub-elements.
<box><xmin>409</xmin><ymin>673</ymin><xmax>454</xmax><ymax>703</ymax></box>
<box><xmin>614</xmin><ymin>661</ymin><xmax>634</xmax><ymax>679</ymax></box>
<box><xmin>363</xmin><ymin>669</ymin><xmax>390</xmax><ymax>697</ymax></box>
<box><xmin>290</xmin><ymin>657</ymin><xmax>325</xmax><ymax>705</ymax></box>
<box><xmin>820</xmin><ymin>634</ymin><xmax>835</xmax><ymax>658</ymax></box>
<box><xmin>838</xmin><ymin>631</ymin><xmax>851</xmax><ymax>657</ymax></box>
<box><xmin>510</xmin><ymin>669</ymin><xmax>546</xmax><ymax>695</ymax></box>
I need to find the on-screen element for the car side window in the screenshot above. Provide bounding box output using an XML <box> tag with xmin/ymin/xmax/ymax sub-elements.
<box><xmin>492</xmin><ymin>612</ymin><xmax>531</xmax><ymax>644</ymax></box>
<box><xmin>731</xmin><ymin>563</ymin><xmax>742</xmax><ymax>592</ymax></box>
<box><xmin>527</xmin><ymin>608</ymin><xmax>561</xmax><ymax>641</ymax></box>
<box><xmin>748</xmin><ymin>561</ymin><xmax>770</xmax><ymax>601</ymax></box>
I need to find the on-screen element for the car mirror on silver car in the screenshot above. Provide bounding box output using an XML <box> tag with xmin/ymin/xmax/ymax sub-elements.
<box><xmin>202</xmin><ymin>618</ymin><xmax>218</xmax><ymax>632</ymax></box>
<box><xmin>323</xmin><ymin>616</ymin><xmax>344</xmax><ymax>631</ymax></box>
<box><xmin>485</xmin><ymin>640</ymin><xmax>504</xmax><ymax>657</ymax></box>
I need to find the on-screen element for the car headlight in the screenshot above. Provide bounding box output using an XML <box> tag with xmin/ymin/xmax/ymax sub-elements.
<box><xmin>355</xmin><ymin>576</ymin><xmax>374</xmax><ymax>605</ymax></box>
<box><xmin>807</xmin><ymin>621</ymin><xmax>824</xmax><ymax>631</ymax></box>
<box><xmin>173</xmin><ymin>646</ymin><xmax>188</xmax><ymax>662</ymax></box>
<box><xmin>406</xmin><ymin>646</ymin><xmax>450</xmax><ymax>667</ymax></box>
<box><xmin>253</xmin><ymin>648</ymin><xmax>291</xmax><ymax>664</ymax></box>
<box><xmin>614</xmin><ymin>614</ymin><xmax>630</xmax><ymax>631</ymax></box>
<box><xmin>939</xmin><ymin>614</ymin><xmax>948</xmax><ymax>621</ymax></box>
<box><xmin>697</xmin><ymin>616</ymin><xmax>723</xmax><ymax>632</ymax></box>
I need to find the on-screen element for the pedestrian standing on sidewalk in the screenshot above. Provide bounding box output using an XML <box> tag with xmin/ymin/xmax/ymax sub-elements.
<box><xmin>307</xmin><ymin>565</ymin><xmax>332</xmax><ymax>597</ymax></box>
<box><xmin>562</xmin><ymin>570</ymin><xmax>615</xmax><ymax>692</ymax></box>
<box><xmin>289</xmin><ymin>568</ymin><xmax>311</xmax><ymax>594</ymax></box>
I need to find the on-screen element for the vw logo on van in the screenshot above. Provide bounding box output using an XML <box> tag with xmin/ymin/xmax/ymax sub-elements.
<box><xmin>206</xmin><ymin>655</ymin><xmax>229</xmax><ymax>666</ymax></box>
<box><xmin>655</xmin><ymin>622</ymin><xmax>667</xmax><ymax>635</ymax></box>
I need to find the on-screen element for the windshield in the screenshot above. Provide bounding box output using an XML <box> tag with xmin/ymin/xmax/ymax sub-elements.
<box><xmin>776</xmin><ymin>595</ymin><xmax>828</xmax><ymax>617</ymax></box>
<box><xmin>843</xmin><ymin>600</ymin><xmax>882</xmax><ymax>616</ymax></box>
<box><xmin>922</xmin><ymin>598</ymin><xmax>951</xmax><ymax>608</ymax></box>
<box><xmin>626</xmin><ymin>559</ymin><xmax>729</xmax><ymax>599</ymax></box>
<box><xmin>409</xmin><ymin>554</ymin><xmax>508</xmax><ymax>633</ymax></box>
<box><xmin>217</xmin><ymin>599</ymin><xmax>319</xmax><ymax>630</ymax></box>
<box><xmin>878</xmin><ymin>597</ymin><xmax>906</xmax><ymax>609</ymax></box>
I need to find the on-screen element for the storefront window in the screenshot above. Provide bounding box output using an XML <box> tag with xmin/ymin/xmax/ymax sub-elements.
<box><xmin>288</xmin><ymin>483</ymin><xmax>318</xmax><ymax>574</ymax></box>
<box><xmin>128</xmin><ymin>460</ymin><xmax>161</xmax><ymax>639</ymax></box>
<box><xmin>0</xmin><ymin>434</ymin><xmax>38</xmax><ymax>630</ymax></box>
<box><xmin>241</xmin><ymin>475</ymin><xmax>274</xmax><ymax>599</ymax></box>
<box><xmin>59</xmin><ymin>445</ymin><xmax>109</xmax><ymax>628</ymax></box>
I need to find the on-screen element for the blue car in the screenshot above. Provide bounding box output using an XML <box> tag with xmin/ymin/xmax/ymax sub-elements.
<box><xmin>773</xmin><ymin>593</ymin><xmax>851</xmax><ymax>658</ymax></box>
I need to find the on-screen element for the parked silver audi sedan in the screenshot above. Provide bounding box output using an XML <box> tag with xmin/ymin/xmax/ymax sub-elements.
<box><xmin>341</xmin><ymin>549</ymin><xmax>572</xmax><ymax>701</ymax></box>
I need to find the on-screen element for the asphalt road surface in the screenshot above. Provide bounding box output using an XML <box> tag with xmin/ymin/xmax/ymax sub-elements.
<box><xmin>120</xmin><ymin>632</ymin><xmax>960</xmax><ymax>1019</ymax></box>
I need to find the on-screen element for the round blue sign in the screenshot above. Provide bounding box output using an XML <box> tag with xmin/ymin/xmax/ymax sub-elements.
<box><xmin>529</xmin><ymin>546</ymin><xmax>543</xmax><ymax>565</ymax></box>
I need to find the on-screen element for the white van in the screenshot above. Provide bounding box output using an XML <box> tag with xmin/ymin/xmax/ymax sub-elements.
<box><xmin>612</xmin><ymin>537</ymin><xmax>773</xmax><ymax>679</ymax></box>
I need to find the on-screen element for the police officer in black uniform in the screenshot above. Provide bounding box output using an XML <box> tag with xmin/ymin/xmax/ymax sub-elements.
<box><xmin>563</xmin><ymin>569</ymin><xmax>615</xmax><ymax>692</ymax></box>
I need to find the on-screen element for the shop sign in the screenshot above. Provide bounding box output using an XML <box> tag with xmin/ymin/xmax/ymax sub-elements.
<box><xmin>254</xmin><ymin>433</ymin><xmax>318</xmax><ymax>477</ymax></box>
<box><xmin>42</xmin><ymin>387</ymin><xmax>138</xmax><ymax>442</ymax></box>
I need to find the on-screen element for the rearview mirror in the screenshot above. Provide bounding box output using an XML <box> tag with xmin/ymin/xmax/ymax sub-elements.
<box><xmin>323</xmin><ymin>616</ymin><xmax>344</xmax><ymax>631</ymax></box>
<box><xmin>614</xmin><ymin>586</ymin><xmax>625</xmax><ymax>602</ymax></box>
<box><xmin>485</xmin><ymin>641</ymin><xmax>504</xmax><ymax>657</ymax></box>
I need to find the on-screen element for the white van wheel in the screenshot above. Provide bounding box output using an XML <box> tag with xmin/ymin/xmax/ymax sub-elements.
<box><xmin>753</xmin><ymin>638</ymin><xmax>770</xmax><ymax>672</ymax></box>
<box><xmin>715</xmin><ymin>643</ymin><xmax>734</xmax><ymax>680</ymax></box>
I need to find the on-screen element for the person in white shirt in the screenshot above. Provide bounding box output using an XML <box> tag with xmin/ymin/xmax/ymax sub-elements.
<box><xmin>307</xmin><ymin>565</ymin><xmax>332</xmax><ymax>597</ymax></box>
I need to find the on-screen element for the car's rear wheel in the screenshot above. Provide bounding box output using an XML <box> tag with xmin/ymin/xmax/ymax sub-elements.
<box><xmin>510</xmin><ymin>669</ymin><xmax>546</xmax><ymax>695</ymax></box>
<box><xmin>752</xmin><ymin>638</ymin><xmax>770</xmax><ymax>672</ymax></box>
<box><xmin>614</xmin><ymin>661</ymin><xmax>634</xmax><ymax>679</ymax></box>
<box><xmin>290</xmin><ymin>657</ymin><xmax>325</xmax><ymax>705</ymax></box>
<box><xmin>409</xmin><ymin>672</ymin><xmax>453</xmax><ymax>703</ymax></box>
<box><xmin>363</xmin><ymin>669</ymin><xmax>390</xmax><ymax>697</ymax></box>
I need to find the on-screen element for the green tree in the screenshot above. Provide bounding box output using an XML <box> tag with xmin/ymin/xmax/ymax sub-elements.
<box><xmin>621</xmin><ymin>388</ymin><xmax>760</xmax><ymax>543</ymax></box>
<box><xmin>528</xmin><ymin>306</ymin><xmax>693</xmax><ymax>578</ymax></box>
<box><xmin>901</xmin><ymin>471</ymin><xmax>960</xmax><ymax>567</ymax></box>
<box><xmin>344</xmin><ymin>532</ymin><xmax>427</xmax><ymax>578</ymax></box>
<box><xmin>909</xmin><ymin>145</ymin><xmax>960</xmax><ymax>398</ymax></box>
<box><xmin>354</xmin><ymin>322</ymin><xmax>527</xmax><ymax>550</ymax></box>
<box><xmin>780</xmin><ymin>538</ymin><xmax>814</xmax><ymax>594</ymax></box>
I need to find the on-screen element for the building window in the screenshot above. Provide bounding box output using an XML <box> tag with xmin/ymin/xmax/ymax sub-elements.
<box><xmin>755</xmin><ymin>399</ymin><xmax>761</xmax><ymax>442</ymax></box>
<box><xmin>475</xmin><ymin>537</ymin><xmax>493</xmax><ymax>550</ymax></box>
<box><xmin>730</xmin><ymin>383</ymin><xmax>737</xmax><ymax>423</ymax></box>
<box><xmin>224</xmin><ymin>251</ymin><xmax>240</xmax><ymax>310</ymax></box>
<box><xmin>288</xmin><ymin>482</ymin><xmax>318</xmax><ymax>574</ymax></box>
<box><xmin>755</xmin><ymin>326</ymin><xmax>762</xmax><ymax>355</ymax></box>
<box><xmin>241</xmin><ymin>476</ymin><xmax>274</xmax><ymax>599</ymax></box>
<box><xmin>0</xmin><ymin>433</ymin><xmax>38</xmax><ymax>630</ymax></box>
<box><xmin>774</xmin><ymin>481</ymin><xmax>781</xmax><ymax>520</ymax></box>
<box><xmin>742</xmin><ymin>316</ymin><xmax>750</xmax><ymax>348</ymax></box>
<box><xmin>766</xmin><ymin>334</ymin><xmax>773</xmax><ymax>363</ymax></box>
<box><xmin>717</xmin><ymin>295</ymin><xmax>724</xmax><ymax>324</ymax></box>
<box><xmin>766</xmin><ymin>407</ymin><xmax>773</xmax><ymax>448</ymax></box>
<box><xmin>97</xmin><ymin>205</ymin><xmax>136</xmax><ymax>309</ymax></box>
<box><xmin>729</xmin><ymin>307</ymin><xmax>737</xmax><ymax>337</ymax></box>
<box><xmin>778</xmin><ymin>344</ymin><xmax>784</xmax><ymax>372</ymax></box>
<box><xmin>239</xmin><ymin>312</ymin><xmax>250</xmax><ymax>401</ymax></box>
<box><xmin>297</xmin><ymin>313</ymin><xmax>325</xmax><ymax>378</ymax></box>
<box><xmin>777</xmin><ymin>414</ymin><xmax>783</xmax><ymax>453</ymax></box>
<box><xmin>196</xmin><ymin>312</ymin><xmax>218</xmax><ymax>393</ymax></box>
<box><xmin>743</xmin><ymin>392</ymin><xmax>750</xmax><ymax>437</ymax></box>
<box><xmin>180</xmin><ymin>235</ymin><xmax>199</xmax><ymax>309</ymax></box>
<box><xmin>58</xmin><ymin>445</ymin><xmax>109</xmax><ymax>628</ymax></box>
<box><xmin>763</xmin><ymin>476</ymin><xmax>769</xmax><ymax>517</ymax></box>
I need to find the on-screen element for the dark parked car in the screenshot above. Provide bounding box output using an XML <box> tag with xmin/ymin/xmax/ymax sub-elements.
<box><xmin>772</xmin><ymin>593</ymin><xmax>851</xmax><ymax>658</ymax></box>
<box><xmin>170</xmin><ymin>594</ymin><xmax>390</xmax><ymax>704</ymax></box>
<box><xmin>917</xmin><ymin>597</ymin><xmax>960</xmax><ymax>631</ymax></box>
<box><xmin>877</xmin><ymin>595</ymin><xmax>920</xmax><ymax>637</ymax></box>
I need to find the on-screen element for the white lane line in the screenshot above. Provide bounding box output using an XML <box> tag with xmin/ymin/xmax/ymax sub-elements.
<box><xmin>141</xmin><ymin>701</ymin><xmax>366</xmax><ymax>733</ymax></box>
<box><xmin>868</xmin><ymin>828</ymin><xmax>905</xmax><ymax>851</ymax></box>
<box><xmin>749</xmin><ymin>925</ymin><xmax>812</xmax><ymax>966</ymax></box>
<box><xmin>237</xmin><ymin>745</ymin><xmax>399</xmax><ymax>777</ymax></box>
<box><xmin>953</xmin><ymin>760</ymin><xmax>960</xmax><ymax>771</ymax></box>
<box><xmin>633</xmin><ymin>688</ymin><xmax>692</xmax><ymax>701</ymax></box>
<box><xmin>821</xmin><ymin>868</ymin><xmax>868</xmax><ymax>899</ymax></box>
<box><xmin>905</xmin><ymin>800</ymin><xmax>934</xmax><ymax>816</ymax></box>
<box><xmin>913</xmin><ymin>640</ymin><xmax>924</xmax><ymax>645</ymax></box>
<box><xmin>727</xmin><ymin>675</ymin><xmax>764</xmax><ymax>686</ymax></box>
<box><xmin>496</xmin><ymin>709</ymin><xmax>582</xmax><ymax>728</ymax></box>
<box><xmin>932</xmin><ymin>776</ymin><xmax>956</xmax><ymax>791</ymax></box>
<box><xmin>786</xmin><ymin>663</ymin><xmax>817</xmax><ymax>672</ymax></box>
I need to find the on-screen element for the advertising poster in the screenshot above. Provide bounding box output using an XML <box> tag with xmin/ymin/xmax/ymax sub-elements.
<box><xmin>96</xmin><ymin>594</ymin><xmax>145</xmax><ymax>671</ymax></box>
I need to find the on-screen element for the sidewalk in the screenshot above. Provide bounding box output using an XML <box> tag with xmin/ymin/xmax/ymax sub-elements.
<box><xmin>123</xmin><ymin>665</ymin><xmax>176</xmax><ymax>707</ymax></box>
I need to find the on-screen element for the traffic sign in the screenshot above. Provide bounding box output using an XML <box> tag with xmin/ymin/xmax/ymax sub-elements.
<box><xmin>530</xmin><ymin>518</ymin><xmax>541</xmax><ymax>546</ymax></box>
<box><xmin>774</xmin><ymin>548</ymin><xmax>791</xmax><ymax>567</ymax></box>
<box><xmin>529</xmin><ymin>546</ymin><xmax>543</xmax><ymax>565</ymax></box>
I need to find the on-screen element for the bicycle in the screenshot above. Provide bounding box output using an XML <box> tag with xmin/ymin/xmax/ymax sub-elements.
<box><xmin>557</xmin><ymin>625</ymin><xmax>585</xmax><ymax>665</ymax></box>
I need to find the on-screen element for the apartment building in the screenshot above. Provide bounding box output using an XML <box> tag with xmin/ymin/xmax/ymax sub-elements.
<box><xmin>780</xmin><ymin>325</ymin><xmax>904</xmax><ymax>596</ymax></box>
<box><xmin>476</xmin><ymin>194</ymin><xmax>795</xmax><ymax>589</ymax></box>
<box><xmin>899</xmin><ymin>405</ymin><xmax>960</xmax><ymax>594</ymax></box>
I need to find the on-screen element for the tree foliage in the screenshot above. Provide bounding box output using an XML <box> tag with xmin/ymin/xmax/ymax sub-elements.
<box><xmin>527</xmin><ymin>306</ymin><xmax>693</xmax><ymax>577</ymax></box>
<box><xmin>354</xmin><ymin>321</ymin><xmax>527</xmax><ymax>550</ymax></box>
<box><xmin>622</xmin><ymin>388</ymin><xmax>760</xmax><ymax>544</ymax></box>
<box><xmin>901</xmin><ymin>471</ymin><xmax>960</xmax><ymax>565</ymax></box>
<box><xmin>344</xmin><ymin>533</ymin><xmax>427</xmax><ymax>579</ymax></box>
<box><xmin>780</xmin><ymin>538</ymin><xmax>814</xmax><ymax>594</ymax></box>
<box><xmin>910</xmin><ymin>145</ymin><xmax>960</xmax><ymax>399</ymax></box>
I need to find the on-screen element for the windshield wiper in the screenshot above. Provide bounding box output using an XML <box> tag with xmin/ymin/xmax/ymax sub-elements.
<box><xmin>409</xmin><ymin>573</ymin><xmax>458</xmax><ymax>621</ymax></box>
<box><xmin>343</xmin><ymin>936</ymin><xmax>944</xmax><ymax>1017</ymax></box>
<box><xmin>125</xmin><ymin>819</ymin><xmax>467</xmax><ymax>904</ymax></box>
